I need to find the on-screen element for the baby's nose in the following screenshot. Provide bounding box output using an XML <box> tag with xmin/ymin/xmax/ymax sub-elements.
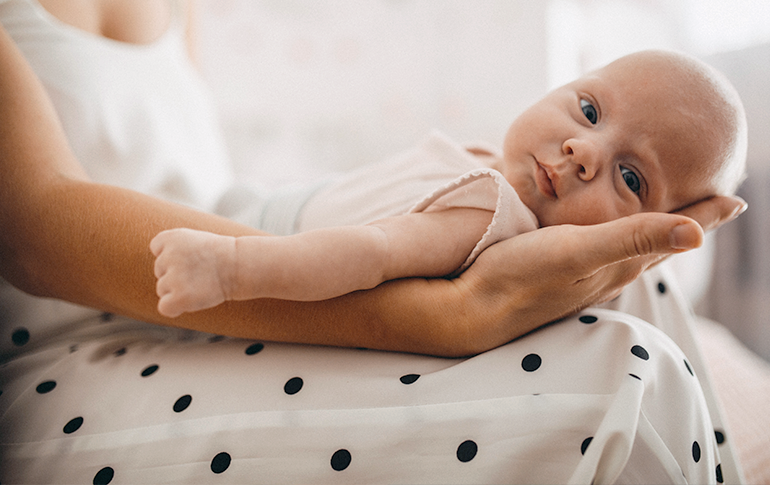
<box><xmin>562</xmin><ymin>137</ymin><xmax>604</xmax><ymax>181</ymax></box>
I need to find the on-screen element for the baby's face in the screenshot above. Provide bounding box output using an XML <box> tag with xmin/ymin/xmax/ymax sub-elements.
<box><xmin>499</xmin><ymin>55</ymin><xmax>725</xmax><ymax>227</ymax></box>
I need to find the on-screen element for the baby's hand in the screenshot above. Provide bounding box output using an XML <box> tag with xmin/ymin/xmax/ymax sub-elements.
<box><xmin>150</xmin><ymin>228</ymin><xmax>237</xmax><ymax>318</ymax></box>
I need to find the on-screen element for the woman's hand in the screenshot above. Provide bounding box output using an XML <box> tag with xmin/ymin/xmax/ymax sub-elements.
<box><xmin>447</xmin><ymin>195</ymin><xmax>746</xmax><ymax>355</ymax></box>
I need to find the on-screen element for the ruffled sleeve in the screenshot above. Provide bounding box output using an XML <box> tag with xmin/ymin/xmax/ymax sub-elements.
<box><xmin>409</xmin><ymin>168</ymin><xmax>539</xmax><ymax>276</ymax></box>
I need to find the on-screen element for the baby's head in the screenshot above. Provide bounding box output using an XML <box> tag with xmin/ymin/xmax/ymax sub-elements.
<box><xmin>498</xmin><ymin>50</ymin><xmax>747</xmax><ymax>227</ymax></box>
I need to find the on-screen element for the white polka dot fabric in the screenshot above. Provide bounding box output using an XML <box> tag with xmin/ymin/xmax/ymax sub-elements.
<box><xmin>0</xmin><ymin>270</ymin><xmax>734</xmax><ymax>483</ymax></box>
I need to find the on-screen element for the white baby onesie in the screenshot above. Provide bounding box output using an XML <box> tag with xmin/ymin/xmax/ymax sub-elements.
<box><xmin>409</xmin><ymin>167</ymin><xmax>538</xmax><ymax>275</ymax></box>
<box><xmin>298</xmin><ymin>131</ymin><xmax>538</xmax><ymax>277</ymax></box>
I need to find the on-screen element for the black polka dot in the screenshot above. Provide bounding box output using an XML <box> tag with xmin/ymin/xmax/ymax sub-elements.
<box><xmin>63</xmin><ymin>417</ymin><xmax>83</xmax><ymax>434</ymax></box>
<box><xmin>100</xmin><ymin>313</ymin><xmax>113</xmax><ymax>322</ymax></box>
<box><xmin>36</xmin><ymin>381</ymin><xmax>56</xmax><ymax>394</ymax></box>
<box><xmin>456</xmin><ymin>440</ymin><xmax>477</xmax><ymax>462</ymax></box>
<box><xmin>141</xmin><ymin>365</ymin><xmax>159</xmax><ymax>377</ymax></box>
<box><xmin>657</xmin><ymin>282</ymin><xmax>667</xmax><ymax>294</ymax></box>
<box><xmin>629</xmin><ymin>373</ymin><xmax>641</xmax><ymax>380</ymax></box>
<box><xmin>245</xmin><ymin>343</ymin><xmax>264</xmax><ymax>355</ymax></box>
<box><xmin>579</xmin><ymin>315</ymin><xmax>597</xmax><ymax>324</ymax></box>
<box><xmin>581</xmin><ymin>437</ymin><xmax>593</xmax><ymax>455</ymax></box>
<box><xmin>684</xmin><ymin>359</ymin><xmax>694</xmax><ymax>376</ymax></box>
<box><xmin>521</xmin><ymin>353</ymin><xmax>541</xmax><ymax>372</ymax></box>
<box><xmin>92</xmin><ymin>466</ymin><xmax>114</xmax><ymax>485</ymax></box>
<box><xmin>716</xmin><ymin>464</ymin><xmax>723</xmax><ymax>483</ymax></box>
<box><xmin>284</xmin><ymin>377</ymin><xmax>303</xmax><ymax>395</ymax></box>
<box><xmin>210</xmin><ymin>452</ymin><xmax>231</xmax><ymax>474</ymax></box>
<box><xmin>400</xmin><ymin>374</ymin><xmax>420</xmax><ymax>384</ymax></box>
<box><xmin>715</xmin><ymin>430</ymin><xmax>725</xmax><ymax>445</ymax></box>
<box><xmin>692</xmin><ymin>441</ymin><xmax>701</xmax><ymax>462</ymax></box>
<box><xmin>330</xmin><ymin>449</ymin><xmax>352</xmax><ymax>471</ymax></box>
<box><xmin>631</xmin><ymin>345</ymin><xmax>649</xmax><ymax>360</ymax></box>
<box><xmin>113</xmin><ymin>347</ymin><xmax>127</xmax><ymax>357</ymax></box>
<box><xmin>11</xmin><ymin>328</ymin><xmax>30</xmax><ymax>346</ymax></box>
<box><xmin>208</xmin><ymin>335</ymin><xmax>226</xmax><ymax>343</ymax></box>
<box><xmin>69</xmin><ymin>344</ymin><xmax>79</xmax><ymax>353</ymax></box>
<box><xmin>173</xmin><ymin>394</ymin><xmax>192</xmax><ymax>413</ymax></box>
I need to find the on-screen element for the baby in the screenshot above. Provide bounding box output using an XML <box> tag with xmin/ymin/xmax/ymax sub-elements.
<box><xmin>151</xmin><ymin>50</ymin><xmax>747</xmax><ymax>318</ymax></box>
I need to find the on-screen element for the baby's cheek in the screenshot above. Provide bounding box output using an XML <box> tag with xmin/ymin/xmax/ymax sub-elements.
<box><xmin>549</xmin><ymin>199</ymin><xmax>624</xmax><ymax>226</ymax></box>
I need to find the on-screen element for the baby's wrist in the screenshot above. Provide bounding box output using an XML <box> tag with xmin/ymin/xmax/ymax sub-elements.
<box><xmin>218</xmin><ymin>235</ymin><xmax>242</xmax><ymax>301</ymax></box>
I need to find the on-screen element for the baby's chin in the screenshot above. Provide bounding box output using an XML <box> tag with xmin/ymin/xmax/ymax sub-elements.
<box><xmin>525</xmin><ymin>207</ymin><xmax>548</xmax><ymax>228</ymax></box>
<box><xmin>532</xmin><ymin>211</ymin><xmax>613</xmax><ymax>228</ymax></box>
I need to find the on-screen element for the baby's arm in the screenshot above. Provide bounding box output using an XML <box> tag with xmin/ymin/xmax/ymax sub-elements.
<box><xmin>151</xmin><ymin>208</ymin><xmax>492</xmax><ymax>317</ymax></box>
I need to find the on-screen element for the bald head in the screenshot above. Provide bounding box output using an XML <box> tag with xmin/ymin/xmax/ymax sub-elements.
<box><xmin>599</xmin><ymin>50</ymin><xmax>747</xmax><ymax>197</ymax></box>
<box><xmin>499</xmin><ymin>49</ymin><xmax>747</xmax><ymax>226</ymax></box>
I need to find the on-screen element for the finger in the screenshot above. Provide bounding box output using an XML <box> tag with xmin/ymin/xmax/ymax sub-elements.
<box><xmin>149</xmin><ymin>232</ymin><xmax>166</xmax><ymax>257</ymax></box>
<box><xmin>155</xmin><ymin>273</ymin><xmax>173</xmax><ymax>299</ymax></box>
<box><xmin>157</xmin><ymin>294</ymin><xmax>183</xmax><ymax>318</ymax></box>
<box><xmin>150</xmin><ymin>228</ymin><xmax>188</xmax><ymax>256</ymax></box>
<box><xmin>567</xmin><ymin>212</ymin><xmax>704</xmax><ymax>273</ymax></box>
<box><xmin>153</xmin><ymin>254</ymin><xmax>167</xmax><ymax>279</ymax></box>
<box><xmin>675</xmin><ymin>195</ymin><xmax>747</xmax><ymax>232</ymax></box>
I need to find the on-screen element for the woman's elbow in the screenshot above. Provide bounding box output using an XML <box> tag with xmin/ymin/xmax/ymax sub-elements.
<box><xmin>0</xmin><ymin>250</ymin><xmax>52</xmax><ymax>298</ymax></box>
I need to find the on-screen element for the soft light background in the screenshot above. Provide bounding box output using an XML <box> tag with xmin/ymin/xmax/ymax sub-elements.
<box><xmin>195</xmin><ymin>0</ymin><xmax>770</xmax><ymax>360</ymax></box>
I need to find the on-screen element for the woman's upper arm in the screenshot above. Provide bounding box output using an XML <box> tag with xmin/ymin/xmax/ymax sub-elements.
<box><xmin>0</xmin><ymin>27</ymin><xmax>89</xmax><ymax>184</ymax></box>
<box><xmin>0</xmin><ymin>23</ymin><xmax>89</xmax><ymax>291</ymax></box>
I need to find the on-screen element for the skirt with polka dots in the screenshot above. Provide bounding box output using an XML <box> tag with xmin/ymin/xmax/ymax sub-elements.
<box><xmin>0</xmin><ymin>306</ymin><xmax>725</xmax><ymax>484</ymax></box>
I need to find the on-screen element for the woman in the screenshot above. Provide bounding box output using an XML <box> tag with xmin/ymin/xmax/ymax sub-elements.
<box><xmin>0</xmin><ymin>0</ymin><xmax>745</xmax><ymax>482</ymax></box>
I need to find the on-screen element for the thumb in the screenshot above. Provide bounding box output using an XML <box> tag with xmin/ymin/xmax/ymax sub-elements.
<box><xmin>577</xmin><ymin>213</ymin><xmax>704</xmax><ymax>270</ymax></box>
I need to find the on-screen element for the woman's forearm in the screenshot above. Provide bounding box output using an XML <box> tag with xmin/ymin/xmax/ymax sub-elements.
<box><xmin>4</xmin><ymin>174</ymin><xmax>473</xmax><ymax>354</ymax></box>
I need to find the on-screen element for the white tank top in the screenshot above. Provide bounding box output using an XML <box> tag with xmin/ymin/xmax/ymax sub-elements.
<box><xmin>0</xmin><ymin>0</ymin><xmax>233</xmax><ymax>210</ymax></box>
<box><xmin>0</xmin><ymin>0</ymin><xmax>235</xmax><ymax>350</ymax></box>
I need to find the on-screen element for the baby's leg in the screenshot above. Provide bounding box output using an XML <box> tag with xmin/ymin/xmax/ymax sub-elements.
<box><xmin>150</xmin><ymin>228</ymin><xmax>238</xmax><ymax>318</ymax></box>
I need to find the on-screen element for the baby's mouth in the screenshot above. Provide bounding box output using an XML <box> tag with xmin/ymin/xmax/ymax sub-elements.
<box><xmin>535</xmin><ymin>161</ymin><xmax>557</xmax><ymax>199</ymax></box>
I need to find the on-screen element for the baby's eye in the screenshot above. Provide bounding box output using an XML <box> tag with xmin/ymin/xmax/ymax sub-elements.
<box><xmin>580</xmin><ymin>99</ymin><xmax>598</xmax><ymax>125</ymax></box>
<box><xmin>620</xmin><ymin>166</ymin><xmax>641</xmax><ymax>194</ymax></box>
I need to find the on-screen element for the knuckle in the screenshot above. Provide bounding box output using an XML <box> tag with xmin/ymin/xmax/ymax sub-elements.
<box><xmin>627</xmin><ymin>229</ymin><xmax>655</xmax><ymax>258</ymax></box>
<box><xmin>149</xmin><ymin>238</ymin><xmax>163</xmax><ymax>255</ymax></box>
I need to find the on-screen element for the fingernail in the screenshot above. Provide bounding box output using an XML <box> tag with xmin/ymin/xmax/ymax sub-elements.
<box><xmin>670</xmin><ymin>223</ymin><xmax>700</xmax><ymax>250</ymax></box>
<box><xmin>730</xmin><ymin>197</ymin><xmax>748</xmax><ymax>220</ymax></box>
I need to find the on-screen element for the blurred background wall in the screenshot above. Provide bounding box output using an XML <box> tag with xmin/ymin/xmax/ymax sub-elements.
<box><xmin>194</xmin><ymin>0</ymin><xmax>770</xmax><ymax>360</ymax></box>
